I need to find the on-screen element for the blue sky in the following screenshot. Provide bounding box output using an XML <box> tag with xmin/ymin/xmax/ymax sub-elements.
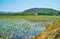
<box><xmin>0</xmin><ymin>0</ymin><xmax>60</xmax><ymax>12</ymax></box>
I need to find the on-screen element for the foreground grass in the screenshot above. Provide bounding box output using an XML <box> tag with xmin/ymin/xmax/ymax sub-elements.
<box><xmin>34</xmin><ymin>20</ymin><xmax>60</xmax><ymax>39</ymax></box>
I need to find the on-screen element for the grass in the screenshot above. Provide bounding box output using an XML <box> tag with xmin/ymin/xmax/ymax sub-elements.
<box><xmin>34</xmin><ymin>19</ymin><xmax>60</xmax><ymax>39</ymax></box>
<box><xmin>0</xmin><ymin>15</ymin><xmax>60</xmax><ymax>20</ymax></box>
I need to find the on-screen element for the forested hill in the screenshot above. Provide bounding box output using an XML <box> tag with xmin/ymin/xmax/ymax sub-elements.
<box><xmin>0</xmin><ymin>8</ymin><xmax>60</xmax><ymax>16</ymax></box>
<box><xmin>23</xmin><ymin>8</ymin><xmax>60</xmax><ymax>15</ymax></box>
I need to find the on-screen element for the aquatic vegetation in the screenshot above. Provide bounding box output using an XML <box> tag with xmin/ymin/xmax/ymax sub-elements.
<box><xmin>0</xmin><ymin>16</ymin><xmax>59</xmax><ymax>39</ymax></box>
<box><xmin>0</xmin><ymin>18</ymin><xmax>47</xmax><ymax>39</ymax></box>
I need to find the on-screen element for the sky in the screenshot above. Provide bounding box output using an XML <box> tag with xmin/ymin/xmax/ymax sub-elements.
<box><xmin>0</xmin><ymin>0</ymin><xmax>60</xmax><ymax>12</ymax></box>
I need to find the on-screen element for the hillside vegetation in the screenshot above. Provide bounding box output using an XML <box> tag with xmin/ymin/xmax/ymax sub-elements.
<box><xmin>0</xmin><ymin>8</ymin><xmax>60</xmax><ymax>16</ymax></box>
<box><xmin>23</xmin><ymin>8</ymin><xmax>60</xmax><ymax>16</ymax></box>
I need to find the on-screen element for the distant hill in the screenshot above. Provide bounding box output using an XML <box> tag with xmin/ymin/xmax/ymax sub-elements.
<box><xmin>0</xmin><ymin>8</ymin><xmax>60</xmax><ymax>16</ymax></box>
<box><xmin>0</xmin><ymin>11</ymin><xmax>8</xmax><ymax>14</ymax></box>
<box><xmin>0</xmin><ymin>11</ymin><xmax>22</xmax><ymax>15</ymax></box>
<box><xmin>23</xmin><ymin>8</ymin><xmax>57</xmax><ymax>13</ymax></box>
<box><xmin>0</xmin><ymin>11</ymin><xmax>14</xmax><ymax>14</ymax></box>
<box><xmin>23</xmin><ymin>8</ymin><xmax>60</xmax><ymax>15</ymax></box>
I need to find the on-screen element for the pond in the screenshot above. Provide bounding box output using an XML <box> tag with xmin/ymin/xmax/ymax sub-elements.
<box><xmin>0</xmin><ymin>18</ymin><xmax>52</xmax><ymax>39</ymax></box>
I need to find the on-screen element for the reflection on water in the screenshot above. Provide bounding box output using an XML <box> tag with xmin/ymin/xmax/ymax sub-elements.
<box><xmin>0</xmin><ymin>18</ymin><xmax>52</xmax><ymax>39</ymax></box>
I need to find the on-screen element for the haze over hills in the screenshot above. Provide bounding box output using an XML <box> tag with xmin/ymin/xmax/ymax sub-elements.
<box><xmin>0</xmin><ymin>8</ymin><xmax>60</xmax><ymax>15</ymax></box>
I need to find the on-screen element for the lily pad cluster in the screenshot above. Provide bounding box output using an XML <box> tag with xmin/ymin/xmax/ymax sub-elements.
<box><xmin>0</xmin><ymin>18</ymin><xmax>46</xmax><ymax>39</ymax></box>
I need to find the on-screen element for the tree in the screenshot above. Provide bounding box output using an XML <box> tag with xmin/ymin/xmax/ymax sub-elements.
<box><xmin>58</xmin><ymin>11</ymin><xmax>60</xmax><ymax>15</ymax></box>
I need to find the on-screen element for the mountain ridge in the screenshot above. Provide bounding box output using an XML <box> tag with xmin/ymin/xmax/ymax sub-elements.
<box><xmin>0</xmin><ymin>8</ymin><xmax>60</xmax><ymax>15</ymax></box>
